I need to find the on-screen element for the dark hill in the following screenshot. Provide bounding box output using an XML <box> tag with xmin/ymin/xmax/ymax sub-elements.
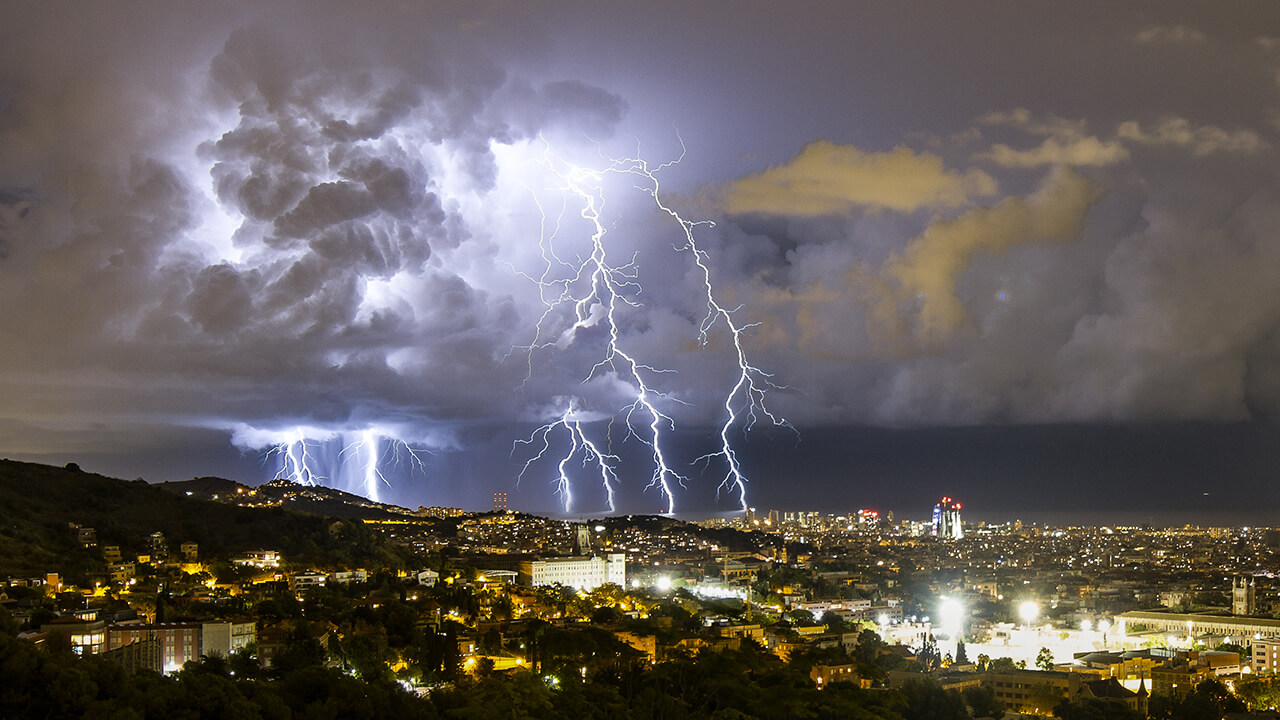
<box><xmin>159</xmin><ymin>476</ymin><xmax>416</xmax><ymax>521</ymax></box>
<box><xmin>0</xmin><ymin>460</ymin><xmax>411</xmax><ymax>580</ymax></box>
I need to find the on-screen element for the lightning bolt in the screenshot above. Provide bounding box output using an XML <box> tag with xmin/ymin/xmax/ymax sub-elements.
<box><xmin>515</xmin><ymin>398</ymin><xmax>621</xmax><ymax>513</ymax></box>
<box><xmin>340</xmin><ymin>430</ymin><xmax>432</xmax><ymax>503</ymax></box>
<box><xmin>265</xmin><ymin>431</ymin><xmax>326</xmax><ymax>486</ymax></box>
<box><xmin>620</xmin><ymin>142</ymin><xmax>793</xmax><ymax>511</ymax></box>
<box><xmin>257</xmin><ymin>428</ymin><xmax>430</xmax><ymax>502</ymax></box>
<box><xmin>341</xmin><ymin>430</ymin><xmax>389</xmax><ymax>502</ymax></box>
<box><xmin>515</xmin><ymin>138</ymin><xmax>789</xmax><ymax>514</ymax></box>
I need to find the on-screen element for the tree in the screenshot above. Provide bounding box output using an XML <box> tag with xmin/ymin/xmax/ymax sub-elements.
<box><xmin>819</xmin><ymin>610</ymin><xmax>853</xmax><ymax>632</ymax></box>
<box><xmin>963</xmin><ymin>684</ymin><xmax>1005</xmax><ymax>719</ymax></box>
<box><xmin>853</xmin><ymin>628</ymin><xmax>887</xmax><ymax>665</ymax></box>
<box><xmin>788</xmin><ymin>609</ymin><xmax>816</xmax><ymax>625</ymax></box>
<box><xmin>271</xmin><ymin>621</ymin><xmax>327</xmax><ymax>676</ymax></box>
<box><xmin>1053</xmin><ymin>697</ymin><xmax>1142</xmax><ymax>720</ymax></box>
<box><xmin>1237</xmin><ymin>674</ymin><xmax>1280</xmax><ymax>711</ymax></box>
<box><xmin>1036</xmin><ymin>647</ymin><xmax>1055</xmax><ymax>671</ymax></box>
<box><xmin>917</xmin><ymin>634</ymin><xmax>941</xmax><ymax>671</ymax></box>
<box><xmin>955</xmin><ymin>640</ymin><xmax>969</xmax><ymax>665</ymax></box>
<box><xmin>896</xmin><ymin>677</ymin><xmax>969</xmax><ymax>720</ymax></box>
<box><xmin>1025</xmin><ymin>682</ymin><xmax>1066</xmax><ymax>716</ymax></box>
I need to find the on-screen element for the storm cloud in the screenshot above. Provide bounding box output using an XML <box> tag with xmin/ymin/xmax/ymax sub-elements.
<box><xmin>3</xmin><ymin>1</ymin><xmax>1280</xmax><ymax>516</ymax></box>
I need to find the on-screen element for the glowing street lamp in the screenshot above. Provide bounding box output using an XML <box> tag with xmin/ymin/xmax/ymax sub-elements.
<box><xmin>939</xmin><ymin>597</ymin><xmax>965</xmax><ymax>640</ymax></box>
<box><xmin>1019</xmin><ymin>600</ymin><xmax>1039</xmax><ymax>629</ymax></box>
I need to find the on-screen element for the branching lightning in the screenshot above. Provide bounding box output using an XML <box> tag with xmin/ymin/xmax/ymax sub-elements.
<box><xmin>248</xmin><ymin>137</ymin><xmax>786</xmax><ymax>514</ymax></box>
<box><xmin>266</xmin><ymin>431</ymin><xmax>327</xmax><ymax>486</ymax></box>
<box><xmin>516</xmin><ymin>398</ymin><xmax>621</xmax><ymax>512</ymax></box>
<box><xmin>623</xmin><ymin>144</ymin><xmax>794</xmax><ymax>511</ymax></box>
<box><xmin>515</xmin><ymin>139</ymin><xmax>790</xmax><ymax>514</ymax></box>
<box><xmin>260</xmin><ymin>429</ymin><xmax>430</xmax><ymax>503</ymax></box>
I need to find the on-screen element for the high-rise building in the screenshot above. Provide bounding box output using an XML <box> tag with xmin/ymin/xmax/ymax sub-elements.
<box><xmin>932</xmin><ymin>496</ymin><xmax>963</xmax><ymax>540</ymax></box>
<box><xmin>492</xmin><ymin>491</ymin><xmax>508</xmax><ymax>512</ymax></box>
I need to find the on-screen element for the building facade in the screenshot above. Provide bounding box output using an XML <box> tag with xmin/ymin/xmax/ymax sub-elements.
<box><xmin>525</xmin><ymin>554</ymin><xmax>625</xmax><ymax>590</ymax></box>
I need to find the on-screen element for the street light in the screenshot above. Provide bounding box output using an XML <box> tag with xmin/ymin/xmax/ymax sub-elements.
<box><xmin>939</xmin><ymin>597</ymin><xmax>965</xmax><ymax>640</ymax></box>
<box><xmin>1019</xmin><ymin>600</ymin><xmax>1038</xmax><ymax>629</ymax></box>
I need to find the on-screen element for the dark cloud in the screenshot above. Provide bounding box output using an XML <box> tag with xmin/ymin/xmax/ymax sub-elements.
<box><xmin>2</xmin><ymin>1</ymin><xmax>1280</xmax><ymax>516</ymax></box>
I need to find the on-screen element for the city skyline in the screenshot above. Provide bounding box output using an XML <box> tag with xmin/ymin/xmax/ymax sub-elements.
<box><xmin>3</xmin><ymin>2</ymin><xmax>1280</xmax><ymax>518</ymax></box>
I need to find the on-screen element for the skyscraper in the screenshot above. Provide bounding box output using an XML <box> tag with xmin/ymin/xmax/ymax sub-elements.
<box><xmin>932</xmin><ymin>496</ymin><xmax>963</xmax><ymax>540</ymax></box>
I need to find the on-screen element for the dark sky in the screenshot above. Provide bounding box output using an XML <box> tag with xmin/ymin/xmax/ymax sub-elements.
<box><xmin>3</xmin><ymin>2</ymin><xmax>1280</xmax><ymax>523</ymax></box>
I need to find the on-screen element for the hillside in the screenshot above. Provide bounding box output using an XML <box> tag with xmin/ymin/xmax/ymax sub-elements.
<box><xmin>0</xmin><ymin>460</ymin><xmax>413</xmax><ymax>580</ymax></box>
<box><xmin>159</xmin><ymin>476</ymin><xmax>416</xmax><ymax>521</ymax></box>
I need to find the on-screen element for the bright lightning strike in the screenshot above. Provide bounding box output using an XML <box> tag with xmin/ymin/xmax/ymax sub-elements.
<box><xmin>255</xmin><ymin>428</ymin><xmax>430</xmax><ymax>503</ymax></box>
<box><xmin>515</xmin><ymin>398</ymin><xmax>621</xmax><ymax>513</ymax></box>
<box><xmin>622</xmin><ymin>144</ymin><xmax>794</xmax><ymax>511</ymax></box>
<box><xmin>515</xmin><ymin>139</ymin><xmax>790</xmax><ymax>514</ymax></box>
<box><xmin>266</xmin><ymin>431</ymin><xmax>327</xmax><ymax>486</ymax></box>
<box><xmin>340</xmin><ymin>427</ymin><xmax>435</xmax><ymax>502</ymax></box>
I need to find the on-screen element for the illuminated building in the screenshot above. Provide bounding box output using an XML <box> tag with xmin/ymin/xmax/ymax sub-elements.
<box><xmin>236</xmin><ymin>549</ymin><xmax>280</xmax><ymax>568</ymax></box>
<box><xmin>107</xmin><ymin>623</ymin><xmax>202</xmax><ymax>673</ymax></box>
<box><xmin>41</xmin><ymin>617</ymin><xmax>106</xmax><ymax>655</ymax></box>
<box><xmin>932</xmin><ymin>496</ymin><xmax>963</xmax><ymax>540</ymax></box>
<box><xmin>1232</xmin><ymin>575</ymin><xmax>1256</xmax><ymax>615</ymax></box>
<box><xmin>200</xmin><ymin>621</ymin><xmax>257</xmax><ymax>657</ymax></box>
<box><xmin>492</xmin><ymin>491</ymin><xmax>508</xmax><ymax>512</ymax></box>
<box><xmin>811</xmin><ymin>663</ymin><xmax>870</xmax><ymax>689</ymax></box>
<box><xmin>1252</xmin><ymin>637</ymin><xmax>1280</xmax><ymax>674</ymax></box>
<box><xmin>524</xmin><ymin>553</ymin><xmax>625</xmax><ymax>590</ymax></box>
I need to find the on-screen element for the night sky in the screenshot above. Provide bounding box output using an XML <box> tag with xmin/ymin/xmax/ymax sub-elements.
<box><xmin>3</xmin><ymin>2</ymin><xmax>1280</xmax><ymax>524</ymax></box>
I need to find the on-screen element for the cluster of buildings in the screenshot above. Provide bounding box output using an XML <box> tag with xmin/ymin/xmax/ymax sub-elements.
<box><xmin>31</xmin><ymin>615</ymin><xmax>255</xmax><ymax>674</ymax></box>
<box><xmin>11</xmin><ymin>486</ymin><xmax>1280</xmax><ymax>711</ymax></box>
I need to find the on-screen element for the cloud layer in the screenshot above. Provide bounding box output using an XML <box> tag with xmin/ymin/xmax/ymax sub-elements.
<box><xmin>2</xmin><ymin>2</ymin><xmax>1279</xmax><ymax>512</ymax></box>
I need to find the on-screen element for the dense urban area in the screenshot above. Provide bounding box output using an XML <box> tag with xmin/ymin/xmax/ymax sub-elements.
<box><xmin>4</xmin><ymin>460</ymin><xmax>1280</xmax><ymax>719</ymax></box>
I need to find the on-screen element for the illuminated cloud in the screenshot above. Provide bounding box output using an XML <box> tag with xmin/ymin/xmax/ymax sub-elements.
<box><xmin>878</xmin><ymin>167</ymin><xmax>1097</xmax><ymax>346</ymax></box>
<box><xmin>979</xmin><ymin>137</ymin><xmax>1129</xmax><ymax>168</ymax></box>
<box><xmin>1116</xmin><ymin>117</ymin><xmax>1270</xmax><ymax>156</ymax></box>
<box><xmin>3</xmin><ymin>1</ymin><xmax>1280</xmax><ymax>514</ymax></box>
<box><xmin>1135</xmin><ymin>25</ymin><xmax>1207</xmax><ymax>45</ymax></box>
<box><xmin>720</xmin><ymin>141</ymin><xmax>997</xmax><ymax>216</ymax></box>
<box><xmin>976</xmin><ymin>109</ymin><xmax>1128</xmax><ymax>167</ymax></box>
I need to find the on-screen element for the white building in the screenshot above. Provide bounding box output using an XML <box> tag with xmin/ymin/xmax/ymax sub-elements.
<box><xmin>329</xmin><ymin>570</ymin><xmax>368</xmax><ymax>585</ymax></box>
<box><xmin>526</xmin><ymin>554</ymin><xmax>625</xmax><ymax>590</ymax></box>
<box><xmin>290</xmin><ymin>571</ymin><xmax>326</xmax><ymax>589</ymax></box>
<box><xmin>201</xmin><ymin>621</ymin><xmax>256</xmax><ymax>657</ymax></box>
<box><xmin>1253</xmin><ymin>637</ymin><xmax>1280</xmax><ymax>674</ymax></box>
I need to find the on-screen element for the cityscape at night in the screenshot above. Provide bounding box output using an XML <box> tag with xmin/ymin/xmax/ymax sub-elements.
<box><xmin>4</xmin><ymin>1</ymin><xmax>1280</xmax><ymax>718</ymax></box>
